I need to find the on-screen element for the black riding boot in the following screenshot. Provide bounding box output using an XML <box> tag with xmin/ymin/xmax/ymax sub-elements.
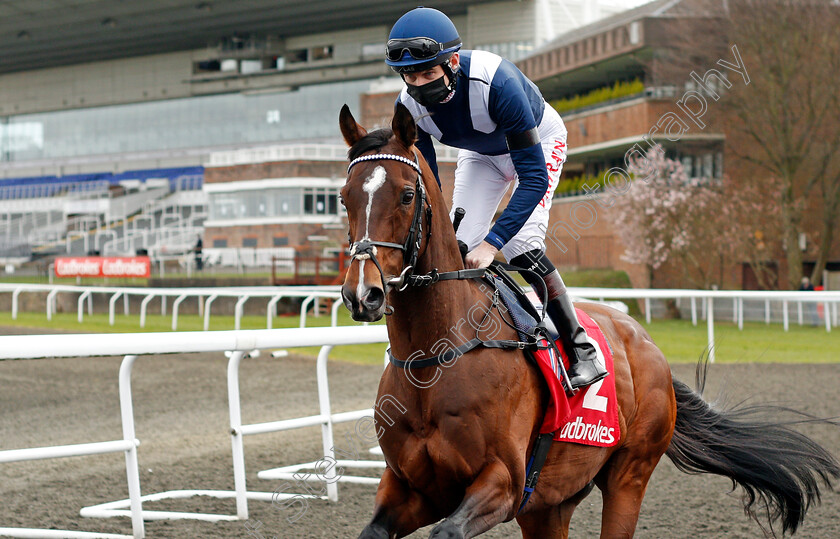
<box><xmin>510</xmin><ymin>249</ymin><xmax>607</xmax><ymax>390</ymax></box>
<box><xmin>546</xmin><ymin>291</ymin><xmax>608</xmax><ymax>389</ymax></box>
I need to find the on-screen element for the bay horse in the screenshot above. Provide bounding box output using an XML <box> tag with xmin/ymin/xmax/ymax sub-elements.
<box><xmin>338</xmin><ymin>103</ymin><xmax>839</xmax><ymax>538</ymax></box>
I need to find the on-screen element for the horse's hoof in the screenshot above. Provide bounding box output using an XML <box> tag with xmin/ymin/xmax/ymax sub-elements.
<box><xmin>429</xmin><ymin>520</ymin><xmax>464</xmax><ymax>539</ymax></box>
<box><xmin>358</xmin><ymin>523</ymin><xmax>389</xmax><ymax>539</ymax></box>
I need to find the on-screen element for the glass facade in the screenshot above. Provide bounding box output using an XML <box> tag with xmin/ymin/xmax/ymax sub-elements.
<box><xmin>208</xmin><ymin>186</ymin><xmax>342</xmax><ymax>222</ymax></box>
<box><xmin>0</xmin><ymin>78</ymin><xmax>373</xmax><ymax>162</ymax></box>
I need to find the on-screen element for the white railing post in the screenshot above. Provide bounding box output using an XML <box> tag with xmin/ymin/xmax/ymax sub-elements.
<box><xmin>204</xmin><ymin>294</ymin><xmax>218</xmax><ymax>331</ymax></box>
<box><xmin>765</xmin><ymin>299</ymin><xmax>771</xmax><ymax>324</ymax></box>
<box><xmin>171</xmin><ymin>294</ymin><xmax>189</xmax><ymax>331</ymax></box>
<box><xmin>797</xmin><ymin>301</ymin><xmax>803</xmax><ymax>326</ymax></box>
<box><xmin>78</xmin><ymin>290</ymin><xmax>92</xmax><ymax>323</ymax></box>
<box><xmin>825</xmin><ymin>301</ymin><xmax>831</xmax><ymax>333</ymax></box>
<box><xmin>737</xmin><ymin>298</ymin><xmax>744</xmax><ymax>331</ymax></box>
<box><xmin>331</xmin><ymin>298</ymin><xmax>342</xmax><ymax>327</ymax></box>
<box><xmin>644</xmin><ymin>298</ymin><xmax>651</xmax><ymax>324</ymax></box>
<box><xmin>234</xmin><ymin>296</ymin><xmax>249</xmax><ymax>331</ymax></box>
<box><xmin>119</xmin><ymin>355</ymin><xmax>145</xmax><ymax>538</ymax></box>
<box><xmin>782</xmin><ymin>300</ymin><xmax>789</xmax><ymax>332</ymax></box>
<box><xmin>11</xmin><ymin>286</ymin><xmax>22</xmax><ymax>320</ymax></box>
<box><xmin>300</xmin><ymin>295</ymin><xmax>316</xmax><ymax>328</ymax></box>
<box><xmin>46</xmin><ymin>288</ymin><xmax>60</xmax><ymax>321</ymax></box>
<box><xmin>226</xmin><ymin>350</ymin><xmax>249</xmax><ymax>519</ymax></box>
<box><xmin>267</xmin><ymin>295</ymin><xmax>283</xmax><ymax>329</ymax></box>
<box><xmin>109</xmin><ymin>292</ymin><xmax>124</xmax><ymax>326</ymax></box>
<box><xmin>690</xmin><ymin>296</ymin><xmax>697</xmax><ymax>326</ymax></box>
<box><xmin>316</xmin><ymin>345</ymin><xmax>340</xmax><ymax>502</ymax></box>
<box><xmin>706</xmin><ymin>296</ymin><xmax>715</xmax><ymax>363</ymax></box>
<box><xmin>140</xmin><ymin>295</ymin><xmax>155</xmax><ymax>328</ymax></box>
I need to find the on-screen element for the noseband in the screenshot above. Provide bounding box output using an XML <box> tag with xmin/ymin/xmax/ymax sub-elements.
<box><xmin>346</xmin><ymin>152</ymin><xmax>432</xmax><ymax>299</ymax></box>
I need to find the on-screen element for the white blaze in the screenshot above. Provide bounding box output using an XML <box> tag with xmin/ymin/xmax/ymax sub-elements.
<box><xmin>362</xmin><ymin>166</ymin><xmax>387</xmax><ymax>240</ymax></box>
<box><xmin>357</xmin><ymin>165</ymin><xmax>387</xmax><ymax>299</ymax></box>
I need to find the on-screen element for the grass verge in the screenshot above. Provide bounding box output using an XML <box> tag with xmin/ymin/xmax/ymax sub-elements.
<box><xmin>0</xmin><ymin>310</ymin><xmax>836</xmax><ymax>365</ymax></box>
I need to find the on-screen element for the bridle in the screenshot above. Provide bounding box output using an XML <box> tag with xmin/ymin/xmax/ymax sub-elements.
<box><xmin>345</xmin><ymin>151</ymin><xmax>433</xmax><ymax>298</ymax></box>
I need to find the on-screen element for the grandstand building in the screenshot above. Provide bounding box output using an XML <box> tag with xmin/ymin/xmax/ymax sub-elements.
<box><xmin>15</xmin><ymin>0</ymin><xmax>828</xmax><ymax>291</ymax></box>
<box><xmin>0</xmin><ymin>0</ymin><xmax>647</xmax><ymax>271</ymax></box>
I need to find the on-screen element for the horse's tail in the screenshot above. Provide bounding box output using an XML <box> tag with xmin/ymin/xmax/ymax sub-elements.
<box><xmin>665</xmin><ymin>360</ymin><xmax>840</xmax><ymax>536</ymax></box>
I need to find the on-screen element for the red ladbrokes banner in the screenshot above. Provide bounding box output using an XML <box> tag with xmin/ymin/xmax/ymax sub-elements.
<box><xmin>54</xmin><ymin>256</ymin><xmax>151</xmax><ymax>278</ymax></box>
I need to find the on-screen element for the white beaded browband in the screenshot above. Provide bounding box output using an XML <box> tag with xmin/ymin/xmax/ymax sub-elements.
<box><xmin>347</xmin><ymin>153</ymin><xmax>422</xmax><ymax>175</ymax></box>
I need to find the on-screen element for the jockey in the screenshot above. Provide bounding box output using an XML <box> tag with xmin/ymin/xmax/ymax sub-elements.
<box><xmin>386</xmin><ymin>7</ymin><xmax>607</xmax><ymax>389</ymax></box>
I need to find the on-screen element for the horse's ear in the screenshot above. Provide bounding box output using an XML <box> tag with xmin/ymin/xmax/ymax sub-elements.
<box><xmin>339</xmin><ymin>104</ymin><xmax>367</xmax><ymax>147</ymax></box>
<box><xmin>392</xmin><ymin>103</ymin><xmax>417</xmax><ymax>149</ymax></box>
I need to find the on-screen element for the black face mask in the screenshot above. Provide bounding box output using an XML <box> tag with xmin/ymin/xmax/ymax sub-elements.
<box><xmin>406</xmin><ymin>75</ymin><xmax>453</xmax><ymax>108</ymax></box>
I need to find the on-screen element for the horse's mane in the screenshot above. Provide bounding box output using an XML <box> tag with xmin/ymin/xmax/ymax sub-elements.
<box><xmin>348</xmin><ymin>129</ymin><xmax>393</xmax><ymax>161</ymax></box>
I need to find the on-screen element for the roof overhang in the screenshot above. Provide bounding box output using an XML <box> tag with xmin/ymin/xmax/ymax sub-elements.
<box><xmin>0</xmin><ymin>0</ymin><xmax>496</xmax><ymax>75</ymax></box>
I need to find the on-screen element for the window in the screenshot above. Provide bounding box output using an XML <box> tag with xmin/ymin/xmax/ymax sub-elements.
<box><xmin>194</xmin><ymin>60</ymin><xmax>221</xmax><ymax>74</ymax></box>
<box><xmin>242</xmin><ymin>237</ymin><xmax>258</xmax><ymax>247</ymax></box>
<box><xmin>274</xmin><ymin>188</ymin><xmax>301</xmax><ymax>215</ymax></box>
<box><xmin>213</xmin><ymin>238</ymin><xmax>228</xmax><ymax>248</ymax></box>
<box><xmin>285</xmin><ymin>48</ymin><xmax>308</xmax><ymax>64</ymax></box>
<box><xmin>273</xmin><ymin>236</ymin><xmax>289</xmax><ymax>247</ymax></box>
<box><xmin>240</xmin><ymin>59</ymin><xmax>262</xmax><ymax>74</ymax></box>
<box><xmin>681</xmin><ymin>156</ymin><xmax>693</xmax><ymax>178</ymax></box>
<box><xmin>310</xmin><ymin>45</ymin><xmax>334</xmax><ymax>61</ymax></box>
<box><xmin>702</xmin><ymin>154</ymin><xmax>714</xmax><ymax>178</ymax></box>
<box><xmin>303</xmin><ymin>187</ymin><xmax>340</xmax><ymax>216</ymax></box>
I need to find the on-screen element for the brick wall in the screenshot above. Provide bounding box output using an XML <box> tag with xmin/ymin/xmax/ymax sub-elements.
<box><xmin>205</xmin><ymin>223</ymin><xmax>347</xmax><ymax>253</ymax></box>
<box><xmin>361</xmin><ymin>91</ymin><xmax>400</xmax><ymax>131</ymax></box>
<box><xmin>545</xmin><ymin>195</ymin><xmax>650</xmax><ymax>288</ymax></box>
<box><xmin>563</xmin><ymin>99</ymin><xmax>677</xmax><ymax>150</ymax></box>
<box><xmin>204</xmin><ymin>160</ymin><xmax>345</xmax><ymax>183</ymax></box>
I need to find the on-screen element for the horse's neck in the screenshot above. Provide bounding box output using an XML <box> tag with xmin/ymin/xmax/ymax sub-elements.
<box><xmin>386</xmin><ymin>280</ymin><xmax>484</xmax><ymax>361</ymax></box>
<box><xmin>386</xmin><ymin>223</ymin><xmax>487</xmax><ymax>360</ymax></box>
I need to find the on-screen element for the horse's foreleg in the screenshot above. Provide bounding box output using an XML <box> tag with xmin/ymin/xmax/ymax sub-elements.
<box><xmin>516</xmin><ymin>481</ymin><xmax>595</xmax><ymax>539</ymax></box>
<box><xmin>428</xmin><ymin>460</ymin><xmax>516</xmax><ymax>539</ymax></box>
<box><xmin>359</xmin><ymin>467</ymin><xmax>438</xmax><ymax>539</ymax></box>
<box><xmin>516</xmin><ymin>501</ymin><xmax>579</xmax><ymax>539</ymax></box>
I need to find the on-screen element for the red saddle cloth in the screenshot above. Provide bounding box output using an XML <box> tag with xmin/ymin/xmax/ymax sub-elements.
<box><xmin>531</xmin><ymin>308</ymin><xmax>620</xmax><ymax>447</ymax></box>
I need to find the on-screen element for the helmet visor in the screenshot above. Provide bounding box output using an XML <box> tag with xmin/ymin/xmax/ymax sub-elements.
<box><xmin>386</xmin><ymin>37</ymin><xmax>460</xmax><ymax>62</ymax></box>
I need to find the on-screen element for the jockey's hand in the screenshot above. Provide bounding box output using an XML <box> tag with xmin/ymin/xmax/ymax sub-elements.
<box><xmin>465</xmin><ymin>241</ymin><xmax>499</xmax><ymax>269</ymax></box>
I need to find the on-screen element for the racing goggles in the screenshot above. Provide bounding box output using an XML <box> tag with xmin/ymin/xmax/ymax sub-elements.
<box><xmin>386</xmin><ymin>37</ymin><xmax>461</xmax><ymax>61</ymax></box>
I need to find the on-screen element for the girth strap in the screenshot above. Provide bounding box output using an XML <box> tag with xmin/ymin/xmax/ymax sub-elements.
<box><xmin>387</xmin><ymin>336</ymin><xmax>534</xmax><ymax>369</ymax></box>
<box><xmin>518</xmin><ymin>431</ymin><xmax>556</xmax><ymax>513</ymax></box>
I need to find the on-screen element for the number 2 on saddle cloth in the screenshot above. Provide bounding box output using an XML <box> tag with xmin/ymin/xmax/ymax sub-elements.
<box><xmin>488</xmin><ymin>268</ymin><xmax>620</xmax><ymax>510</ymax></box>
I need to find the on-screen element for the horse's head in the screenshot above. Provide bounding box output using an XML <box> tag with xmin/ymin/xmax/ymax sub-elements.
<box><xmin>338</xmin><ymin>104</ymin><xmax>429</xmax><ymax>322</ymax></box>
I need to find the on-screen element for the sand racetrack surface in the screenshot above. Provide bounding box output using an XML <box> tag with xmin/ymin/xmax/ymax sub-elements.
<box><xmin>1</xmin><ymin>326</ymin><xmax>839</xmax><ymax>538</ymax></box>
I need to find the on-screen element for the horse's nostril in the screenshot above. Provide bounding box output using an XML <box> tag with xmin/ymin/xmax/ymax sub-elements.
<box><xmin>362</xmin><ymin>287</ymin><xmax>385</xmax><ymax>310</ymax></box>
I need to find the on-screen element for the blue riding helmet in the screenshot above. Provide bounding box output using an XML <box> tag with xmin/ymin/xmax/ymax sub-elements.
<box><xmin>386</xmin><ymin>7</ymin><xmax>462</xmax><ymax>73</ymax></box>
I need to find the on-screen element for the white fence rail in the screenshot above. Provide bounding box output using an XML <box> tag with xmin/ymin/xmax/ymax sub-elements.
<box><xmin>0</xmin><ymin>325</ymin><xmax>390</xmax><ymax>539</ymax></box>
<box><xmin>0</xmin><ymin>283</ymin><xmax>344</xmax><ymax>331</ymax></box>
<box><xmin>3</xmin><ymin>283</ymin><xmax>839</xmax><ymax>340</ymax></box>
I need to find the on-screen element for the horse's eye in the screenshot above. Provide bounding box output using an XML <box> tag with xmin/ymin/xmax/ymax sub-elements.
<box><xmin>402</xmin><ymin>191</ymin><xmax>415</xmax><ymax>205</ymax></box>
<box><xmin>339</xmin><ymin>195</ymin><xmax>345</xmax><ymax>207</ymax></box>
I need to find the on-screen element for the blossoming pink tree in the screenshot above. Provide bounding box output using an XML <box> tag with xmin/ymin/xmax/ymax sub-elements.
<box><xmin>606</xmin><ymin>146</ymin><xmax>781</xmax><ymax>289</ymax></box>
